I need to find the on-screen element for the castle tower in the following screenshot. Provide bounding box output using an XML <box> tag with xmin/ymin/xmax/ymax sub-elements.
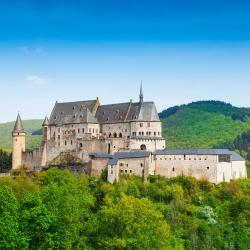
<box><xmin>42</xmin><ymin>116</ymin><xmax>50</xmax><ymax>142</ymax></box>
<box><xmin>41</xmin><ymin>116</ymin><xmax>50</xmax><ymax>166</ymax></box>
<box><xmin>12</xmin><ymin>113</ymin><xmax>26</xmax><ymax>169</ymax></box>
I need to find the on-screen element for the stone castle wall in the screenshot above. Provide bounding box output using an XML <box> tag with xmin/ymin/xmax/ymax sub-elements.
<box><xmin>22</xmin><ymin>147</ymin><xmax>44</xmax><ymax>170</ymax></box>
<box><xmin>152</xmin><ymin>154</ymin><xmax>218</xmax><ymax>183</ymax></box>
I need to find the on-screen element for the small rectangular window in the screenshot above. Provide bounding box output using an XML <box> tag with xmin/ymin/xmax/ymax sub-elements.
<box><xmin>218</xmin><ymin>155</ymin><xmax>231</xmax><ymax>163</ymax></box>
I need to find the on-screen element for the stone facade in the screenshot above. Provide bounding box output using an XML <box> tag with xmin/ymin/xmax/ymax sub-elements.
<box><xmin>97</xmin><ymin>149</ymin><xmax>247</xmax><ymax>184</ymax></box>
<box><xmin>11</xmin><ymin>88</ymin><xmax>247</xmax><ymax>184</ymax></box>
<box><xmin>12</xmin><ymin>87</ymin><xmax>166</xmax><ymax>170</ymax></box>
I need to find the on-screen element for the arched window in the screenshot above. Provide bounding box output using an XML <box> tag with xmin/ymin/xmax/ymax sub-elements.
<box><xmin>114</xmin><ymin>133</ymin><xmax>117</xmax><ymax>138</ymax></box>
<box><xmin>119</xmin><ymin>133</ymin><xmax>122</xmax><ymax>138</ymax></box>
<box><xmin>140</xmin><ymin>144</ymin><xmax>146</xmax><ymax>151</ymax></box>
<box><xmin>79</xmin><ymin>143</ymin><xmax>83</xmax><ymax>148</ymax></box>
<box><xmin>109</xmin><ymin>133</ymin><xmax>112</xmax><ymax>138</ymax></box>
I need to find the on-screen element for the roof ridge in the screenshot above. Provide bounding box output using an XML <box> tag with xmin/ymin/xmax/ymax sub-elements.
<box><xmin>56</xmin><ymin>100</ymin><xmax>96</xmax><ymax>105</ymax></box>
<box><xmin>98</xmin><ymin>102</ymin><xmax>131</xmax><ymax>107</ymax></box>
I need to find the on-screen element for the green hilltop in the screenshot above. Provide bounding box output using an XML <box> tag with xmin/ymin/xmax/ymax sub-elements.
<box><xmin>1</xmin><ymin>101</ymin><xmax>250</xmax><ymax>152</ymax></box>
<box><xmin>160</xmin><ymin>101</ymin><xmax>250</xmax><ymax>149</ymax></box>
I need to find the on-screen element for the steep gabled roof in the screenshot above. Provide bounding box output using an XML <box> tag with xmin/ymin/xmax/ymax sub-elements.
<box><xmin>95</xmin><ymin>102</ymin><xmax>131</xmax><ymax>123</ymax></box>
<box><xmin>95</xmin><ymin>101</ymin><xmax>160</xmax><ymax>123</ymax></box>
<box><xmin>49</xmin><ymin>100</ymin><xmax>97</xmax><ymax>125</ymax></box>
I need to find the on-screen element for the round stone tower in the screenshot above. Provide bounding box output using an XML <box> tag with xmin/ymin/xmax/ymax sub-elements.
<box><xmin>12</xmin><ymin>113</ymin><xmax>26</xmax><ymax>170</ymax></box>
<box><xmin>42</xmin><ymin>116</ymin><xmax>50</xmax><ymax>142</ymax></box>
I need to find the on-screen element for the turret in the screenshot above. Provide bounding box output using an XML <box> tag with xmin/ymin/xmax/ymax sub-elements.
<box><xmin>12</xmin><ymin>113</ymin><xmax>26</xmax><ymax>169</ymax></box>
<box><xmin>139</xmin><ymin>81</ymin><xmax>143</xmax><ymax>104</ymax></box>
<box><xmin>42</xmin><ymin>116</ymin><xmax>50</xmax><ymax>142</ymax></box>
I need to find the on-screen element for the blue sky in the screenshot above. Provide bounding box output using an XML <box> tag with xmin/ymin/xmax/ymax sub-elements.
<box><xmin>0</xmin><ymin>0</ymin><xmax>250</xmax><ymax>122</ymax></box>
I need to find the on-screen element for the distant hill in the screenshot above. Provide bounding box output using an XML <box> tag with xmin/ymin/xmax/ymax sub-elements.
<box><xmin>0</xmin><ymin>119</ymin><xmax>43</xmax><ymax>152</ymax></box>
<box><xmin>160</xmin><ymin>101</ymin><xmax>250</xmax><ymax>149</ymax></box>
<box><xmin>1</xmin><ymin>101</ymin><xmax>250</xmax><ymax>153</ymax></box>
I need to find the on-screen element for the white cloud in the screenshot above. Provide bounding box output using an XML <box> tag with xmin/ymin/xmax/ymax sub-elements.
<box><xmin>34</xmin><ymin>47</ymin><xmax>43</xmax><ymax>55</ymax></box>
<box><xmin>25</xmin><ymin>75</ymin><xmax>48</xmax><ymax>85</ymax></box>
<box><xmin>20</xmin><ymin>46</ymin><xmax>44</xmax><ymax>55</ymax></box>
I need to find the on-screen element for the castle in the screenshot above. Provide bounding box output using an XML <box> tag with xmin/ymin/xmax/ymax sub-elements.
<box><xmin>12</xmin><ymin>86</ymin><xmax>247</xmax><ymax>183</ymax></box>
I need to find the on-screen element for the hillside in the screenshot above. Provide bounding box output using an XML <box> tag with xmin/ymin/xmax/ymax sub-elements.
<box><xmin>160</xmin><ymin>101</ymin><xmax>250</xmax><ymax>149</ymax></box>
<box><xmin>0</xmin><ymin>119</ymin><xmax>43</xmax><ymax>152</ymax></box>
<box><xmin>1</xmin><ymin>101</ymin><xmax>250</xmax><ymax>152</ymax></box>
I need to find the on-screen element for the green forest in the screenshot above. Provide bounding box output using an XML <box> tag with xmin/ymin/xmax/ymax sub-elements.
<box><xmin>160</xmin><ymin>101</ymin><xmax>250</xmax><ymax>149</ymax></box>
<box><xmin>0</xmin><ymin>101</ymin><xmax>250</xmax><ymax>249</ymax></box>
<box><xmin>0</xmin><ymin>168</ymin><xmax>249</xmax><ymax>250</ymax></box>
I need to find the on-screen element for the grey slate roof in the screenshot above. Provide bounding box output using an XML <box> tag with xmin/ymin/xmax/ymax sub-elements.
<box><xmin>49</xmin><ymin>100</ymin><xmax>97</xmax><ymax>125</ymax></box>
<box><xmin>153</xmin><ymin>149</ymin><xmax>233</xmax><ymax>155</ymax></box>
<box><xmin>153</xmin><ymin>149</ymin><xmax>245</xmax><ymax>161</ymax></box>
<box><xmin>13</xmin><ymin>114</ymin><xmax>25</xmax><ymax>133</ymax></box>
<box><xmin>231</xmin><ymin>151</ymin><xmax>245</xmax><ymax>161</ymax></box>
<box><xmin>108</xmin><ymin>151</ymin><xmax>151</xmax><ymax>165</ymax></box>
<box><xmin>95</xmin><ymin>101</ymin><xmax>160</xmax><ymax>124</ymax></box>
<box><xmin>95</xmin><ymin>102</ymin><xmax>131</xmax><ymax>123</ymax></box>
<box><xmin>89</xmin><ymin>153</ymin><xmax>113</xmax><ymax>158</ymax></box>
<box><xmin>48</xmin><ymin>97</ymin><xmax>160</xmax><ymax>126</ymax></box>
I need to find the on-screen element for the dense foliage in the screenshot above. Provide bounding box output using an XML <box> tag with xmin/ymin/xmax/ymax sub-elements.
<box><xmin>161</xmin><ymin>101</ymin><xmax>250</xmax><ymax>149</ymax></box>
<box><xmin>215</xmin><ymin>130</ymin><xmax>250</xmax><ymax>160</ymax></box>
<box><xmin>0</xmin><ymin>149</ymin><xmax>11</xmax><ymax>172</ymax></box>
<box><xmin>0</xmin><ymin>168</ymin><xmax>249</xmax><ymax>250</ymax></box>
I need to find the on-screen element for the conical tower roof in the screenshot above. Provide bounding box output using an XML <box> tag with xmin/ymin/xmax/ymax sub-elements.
<box><xmin>13</xmin><ymin>113</ymin><xmax>25</xmax><ymax>133</ymax></box>
<box><xmin>42</xmin><ymin>116</ymin><xmax>49</xmax><ymax>126</ymax></box>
